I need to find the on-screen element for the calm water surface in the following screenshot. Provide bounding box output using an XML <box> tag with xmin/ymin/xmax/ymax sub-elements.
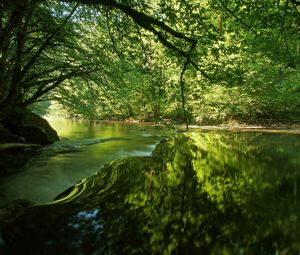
<box><xmin>1</xmin><ymin>123</ymin><xmax>300</xmax><ymax>254</ymax></box>
<box><xmin>0</xmin><ymin>119</ymin><xmax>166</xmax><ymax>206</ymax></box>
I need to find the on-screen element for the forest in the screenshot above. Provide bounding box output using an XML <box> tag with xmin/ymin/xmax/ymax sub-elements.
<box><xmin>0</xmin><ymin>0</ymin><xmax>300</xmax><ymax>254</ymax></box>
<box><xmin>1</xmin><ymin>0</ymin><xmax>299</xmax><ymax>131</ymax></box>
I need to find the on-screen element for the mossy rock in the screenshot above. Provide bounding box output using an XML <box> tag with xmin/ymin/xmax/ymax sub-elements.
<box><xmin>1</xmin><ymin>108</ymin><xmax>59</xmax><ymax>145</ymax></box>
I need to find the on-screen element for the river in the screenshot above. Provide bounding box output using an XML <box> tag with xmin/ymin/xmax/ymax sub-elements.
<box><xmin>1</xmin><ymin>120</ymin><xmax>300</xmax><ymax>254</ymax></box>
<box><xmin>1</xmin><ymin>121</ymin><xmax>300</xmax><ymax>208</ymax></box>
<box><xmin>0</xmin><ymin>119</ymin><xmax>167</xmax><ymax>207</ymax></box>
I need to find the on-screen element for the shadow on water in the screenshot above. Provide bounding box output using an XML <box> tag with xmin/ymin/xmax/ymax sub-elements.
<box><xmin>1</xmin><ymin>131</ymin><xmax>300</xmax><ymax>254</ymax></box>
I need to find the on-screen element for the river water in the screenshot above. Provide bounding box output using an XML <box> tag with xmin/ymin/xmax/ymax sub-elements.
<box><xmin>1</xmin><ymin>120</ymin><xmax>300</xmax><ymax>254</ymax></box>
<box><xmin>0</xmin><ymin>119</ymin><xmax>167</xmax><ymax>207</ymax></box>
<box><xmin>1</xmin><ymin>121</ymin><xmax>300</xmax><ymax>208</ymax></box>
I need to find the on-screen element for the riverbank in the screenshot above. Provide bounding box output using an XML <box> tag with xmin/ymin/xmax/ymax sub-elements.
<box><xmin>46</xmin><ymin>116</ymin><xmax>300</xmax><ymax>134</ymax></box>
<box><xmin>188</xmin><ymin>123</ymin><xmax>300</xmax><ymax>134</ymax></box>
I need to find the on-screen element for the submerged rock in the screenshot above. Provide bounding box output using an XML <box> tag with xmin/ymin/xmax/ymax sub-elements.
<box><xmin>1</xmin><ymin>133</ymin><xmax>300</xmax><ymax>254</ymax></box>
<box><xmin>0</xmin><ymin>143</ymin><xmax>40</xmax><ymax>175</ymax></box>
<box><xmin>0</xmin><ymin>199</ymin><xmax>34</xmax><ymax>227</ymax></box>
<box><xmin>41</xmin><ymin>137</ymin><xmax>130</xmax><ymax>156</ymax></box>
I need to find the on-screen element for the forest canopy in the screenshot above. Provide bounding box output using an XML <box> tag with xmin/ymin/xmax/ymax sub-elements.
<box><xmin>0</xmin><ymin>0</ymin><xmax>299</xmax><ymax>125</ymax></box>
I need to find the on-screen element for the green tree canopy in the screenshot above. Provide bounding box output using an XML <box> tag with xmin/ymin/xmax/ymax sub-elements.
<box><xmin>0</xmin><ymin>0</ymin><xmax>299</xmax><ymax>125</ymax></box>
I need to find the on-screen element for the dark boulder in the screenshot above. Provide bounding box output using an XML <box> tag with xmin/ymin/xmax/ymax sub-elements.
<box><xmin>1</xmin><ymin>107</ymin><xmax>59</xmax><ymax>145</ymax></box>
<box><xmin>0</xmin><ymin>143</ymin><xmax>40</xmax><ymax>175</ymax></box>
<box><xmin>0</xmin><ymin>125</ymin><xmax>24</xmax><ymax>143</ymax></box>
<box><xmin>0</xmin><ymin>108</ymin><xmax>58</xmax><ymax>174</ymax></box>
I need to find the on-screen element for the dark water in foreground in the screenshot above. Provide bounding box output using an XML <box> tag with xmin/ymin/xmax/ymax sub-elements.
<box><xmin>1</xmin><ymin>121</ymin><xmax>300</xmax><ymax>254</ymax></box>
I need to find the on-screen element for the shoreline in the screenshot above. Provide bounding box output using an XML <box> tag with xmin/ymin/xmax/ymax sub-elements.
<box><xmin>45</xmin><ymin>116</ymin><xmax>300</xmax><ymax>134</ymax></box>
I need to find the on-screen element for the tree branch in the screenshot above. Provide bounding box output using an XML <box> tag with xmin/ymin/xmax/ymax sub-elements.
<box><xmin>20</xmin><ymin>3</ymin><xmax>79</xmax><ymax>80</ymax></box>
<box><xmin>148</xmin><ymin>25</ymin><xmax>210</xmax><ymax>78</ymax></box>
<box><xmin>179</xmin><ymin>41</ymin><xmax>196</xmax><ymax>132</ymax></box>
<box><xmin>105</xmin><ymin>9</ymin><xmax>124</xmax><ymax>60</ymax></box>
<box><xmin>217</xmin><ymin>0</ymin><xmax>256</xmax><ymax>34</ymax></box>
<box><xmin>22</xmin><ymin>70</ymin><xmax>83</xmax><ymax>107</ymax></box>
<box><xmin>63</xmin><ymin>0</ymin><xmax>210</xmax><ymax>78</ymax></box>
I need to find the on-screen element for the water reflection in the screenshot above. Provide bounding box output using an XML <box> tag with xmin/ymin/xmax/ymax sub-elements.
<box><xmin>2</xmin><ymin>132</ymin><xmax>300</xmax><ymax>254</ymax></box>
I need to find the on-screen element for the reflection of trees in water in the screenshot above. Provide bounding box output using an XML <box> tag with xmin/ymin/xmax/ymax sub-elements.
<box><xmin>2</xmin><ymin>132</ymin><xmax>300</xmax><ymax>254</ymax></box>
<box><xmin>127</xmin><ymin>133</ymin><xmax>300</xmax><ymax>254</ymax></box>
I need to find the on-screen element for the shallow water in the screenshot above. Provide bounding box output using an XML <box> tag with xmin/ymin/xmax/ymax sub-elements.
<box><xmin>0</xmin><ymin>119</ymin><xmax>166</xmax><ymax>206</ymax></box>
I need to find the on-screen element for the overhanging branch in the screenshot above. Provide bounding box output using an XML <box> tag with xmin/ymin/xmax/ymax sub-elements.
<box><xmin>62</xmin><ymin>0</ymin><xmax>209</xmax><ymax>78</ymax></box>
<box><xmin>218</xmin><ymin>0</ymin><xmax>256</xmax><ymax>34</ymax></box>
<box><xmin>20</xmin><ymin>3</ymin><xmax>79</xmax><ymax>80</ymax></box>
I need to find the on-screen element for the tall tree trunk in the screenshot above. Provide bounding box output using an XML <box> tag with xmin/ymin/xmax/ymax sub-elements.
<box><xmin>0</xmin><ymin>0</ymin><xmax>31</xmax><ymax>110</ymax></box>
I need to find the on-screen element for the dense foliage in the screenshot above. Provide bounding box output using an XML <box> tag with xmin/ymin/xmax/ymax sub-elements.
<box><xmin>1</xmin><ymin>0</ymin><xmax>299</xmax><ymax>124</ymax></box>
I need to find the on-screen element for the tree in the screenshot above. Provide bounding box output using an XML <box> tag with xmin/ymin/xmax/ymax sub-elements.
<box><xmin>0</xmin><ymin>0</ymin><xmax>299</xmax><ymax>145</ymax></box>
